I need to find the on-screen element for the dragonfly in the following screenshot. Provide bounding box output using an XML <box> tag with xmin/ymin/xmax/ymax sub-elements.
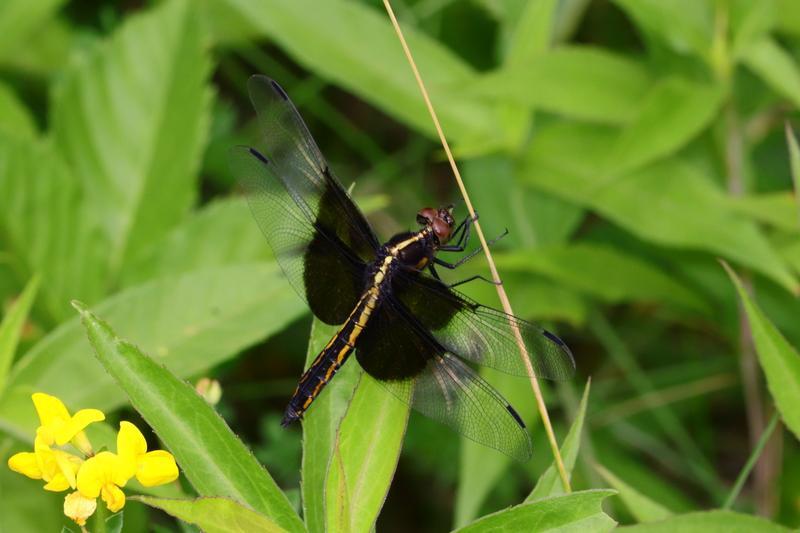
<box><xmin>230</xmin><ymin>76</ymin><xmax>575</xmax><ymax>461</ymax></box>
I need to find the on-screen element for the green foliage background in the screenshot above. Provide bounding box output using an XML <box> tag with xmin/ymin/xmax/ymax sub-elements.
<box><xmin>1</xmin><ymin>0</ymin><xmax>800</xmax><ymax>531</ymax></box>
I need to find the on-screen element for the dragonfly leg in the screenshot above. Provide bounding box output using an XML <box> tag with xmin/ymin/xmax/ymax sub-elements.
<box><xmin>440</xmin><ymin>212</ymin><xmax>477</xmax><ymax>252</ymax></box>
<box><xmin>445</xmin><ymin>274</ymin><xmax>502</xmax><ymax>289</ymax></box>
<box><xmin>428</xmin><ymin>263</ymin><xmax>443</xmax><ymax>280</ymax></box>
<box><xmin>435</xmin><ymin>228</ymin><xmax>509</xmax><ymax>269</ymax></box>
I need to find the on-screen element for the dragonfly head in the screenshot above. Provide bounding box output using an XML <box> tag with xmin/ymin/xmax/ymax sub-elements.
<box><xmin>417</xmin><ymin>206</ymin><xmax>456</xmax><ymax>244</ymax></box>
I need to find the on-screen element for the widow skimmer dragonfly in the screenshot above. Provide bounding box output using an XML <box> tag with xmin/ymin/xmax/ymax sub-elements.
<box><xmin>231</xmin><ymin>76</ymin><xmax>575</xmax><ymax>461</ymax></box>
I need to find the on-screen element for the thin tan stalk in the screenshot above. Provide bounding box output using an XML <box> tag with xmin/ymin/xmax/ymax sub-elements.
<box><xmin>382</xmin><ymin>0</ymin><xmax>571</xmax><ymax>492</ymax></box>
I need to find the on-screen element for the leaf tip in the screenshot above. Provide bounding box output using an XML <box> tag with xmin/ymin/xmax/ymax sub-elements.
<box><xmin>70</xmin><ymin>300</ymin><xmax>87</xmax><ymax>314</ymax></box>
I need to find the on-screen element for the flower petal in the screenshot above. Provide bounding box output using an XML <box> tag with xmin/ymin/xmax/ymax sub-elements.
<box><xmin>55</xmin><ymin>408</ymin><xmax>105</xmax><ymax>446</ymax></box>
<box><xmin>32</xmin><ymin>393</ymin><xmax>70</xmax><ymax>427</ymax></box>
<box><xmin>136</xmin><ymin>450</ymin><xmax>179</xmax><ymax>487</ymax></box>
<box><xmin>54</xmin><ymin>450</ymin><xmax>82</xmax><ymax>489</ymax></box>
<box><xmin>100</xmin><ymin>483</ymin><xmax>126</xmax><ymax>512</ymax></box>
<box><xmin>64</xmin><ymin>491</ymin><xmax>97</xmax><ymax>526</ymax></box>
<box><xmin>117</xmin><ymin>421</ymin><xmax>147</xmax><ymax>462</ymax></box>
<box><xmin>77</xmin><ymin>452</ymin><xmax>113</xmax><ymax>498</ymax></box>
<box><xmin>43</xmin><ymin>472</ymin><xmax>71</xmax><ymax>492</ymax></box>
<box><xmin>7</xmin><ymin>452</ymin><xmax>42</xmax><ymax>479</ymax></box>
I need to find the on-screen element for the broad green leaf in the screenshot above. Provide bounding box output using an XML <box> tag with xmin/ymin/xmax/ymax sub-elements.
<box><xmin>496</xmin><ymin>244</ymin><xmax>708</xmax><ymax>313</ymax></box>
<box><xmin>0</xmin><ymin>0</ymin><xmax>65</xmax><ymax>63</ymax></box>
<box><xmin>52</xmin><ymin>0</ymin><xmax>212</xmax><ymax>275</ymax></box>
<box><xmin>104</xmin><ymin>512</ymin><xmax>123</xmax><ymax>533</ymax></box>
<box><xmin>0</xmin><ymin>263</ymin><xmax>305</xmax><ymax>440</ymax></box>
<box><xmin>0</xmin><ymin>84</ymin><xmax>36</xmax><ymax>140</ymax></box>
<box><xmin>456</xmin><ymin>489</ymin><xmax>617</xmax><ymax>532</ymax></box>
<box><xmin>503</xmin><ymin>0</ymin><xmax>558</xmax><ymax>65</ymax></box>
<box><xmin>613</xmin><ymin>0</ymin><xmax>712</xmax><ymax>58</ymax></box>
<box><xmin>775</xmin><ymin>0</ymin><xmax>800</xmax><ymax>36</ymax></box>
<box><xmin>134</xmin><ymin>496</ymin><xmax>286</xmax><ymax>533</ymax></box>
<box><xmin>595</xmin><ymin>463</ymin><xmax>673</xmax><ymax>523</ymax></box>
<box><xmin>302</xmin><ymin>320</ymin><xmax>360</xmax><ymax>533</ymax></box>
<box><xmin>527</xmin><ymin>379</ymin><xmax>591</xmax><ymax>501</ymax></box>
<box><xmin>324</xmin><ymin>374</ymin><xmax>410</xmax><ymax>532</ymax></box>
<box><xmin>727</xmin><ymin>192</ymin><xmax>799</xmax><ymax>233</ymax></box>
<box><xmin>523</xmin><ymin>123</ymin><xmax>797</xmax><ymax>293</ymax></box>
<box><xmin>214</xmin><ymin>0</ymin><xmax>496</xmax><ymax>143</ymax></box>
<box><xmin>787</xmin><ymin>123</ymin><xmax>800</xmax><ymax>220</ymax></box>
<box><xmin>73</xmin><ymin>302</ymin><xmax>304</xmax><ymax>533</ymax></box>
<box><xmin>608</xmin><ymin>78</ymin><xmax>725</xmax><ymax>173</ymax></box>
<box><xmin>0</xmin><ymin>275</ymin><xmax>39</xmax><ymax>391</ymax></box>
<box><xmin>729</xmin><ymin>0</ymin><xmax>775</xmax><ymax>56</ymax></box>
<box><xmin>121</xmin><ymin>198</ymin><xmax>269</xmax><ymax>286</ymax></box>
<box><xmin>617</xmin><ymin>510</ymin><xmax>790</xmax><ymax>532</ymax></box>
<box><xmin>470</xmin><ymin>46</ymin><xmax>651</xmax><ymax>124</ymax></box>
<box><xmin>723</xmin><ymin>262</ymin><xmax>800</xmax><ymax>440</ymax></box>
<box><xmin>741</xmin><ymin>37</ymin><xmax>800</xmax><ymax>109</ymax></box>
<box><xmin>0</xmin><ymin>135</ymin><xmax>108</xmax><ymax>321</ymax></box>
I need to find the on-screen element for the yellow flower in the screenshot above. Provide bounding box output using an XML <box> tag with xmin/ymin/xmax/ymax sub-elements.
<box><xmin>76</xmin><ymin>452</ymin><xmax>129</xmax><ymax>513</ymax></box>
<box><xmin>64</xmin><ymin>491</ymin><xmax>96</xmax><ymax>526</ymax></box>
<box><xmin>7</xmin><ymin>435</ymin><xmax>82</xmax><ymax>492</ymax></box>
<box><xmin>117</xmin><ymin>421</ymin><xmax>178</xmax><ymax>486</ymax></box>
<box><xmin>32</xmin><ymin>393</ymin><xmax>104</xmax><ymax>453</ymax></box>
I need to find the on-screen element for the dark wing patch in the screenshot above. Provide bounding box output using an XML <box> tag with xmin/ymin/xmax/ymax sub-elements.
<box><xmin>231</xmin><ymin>146</ymin><xmax>365</xmax><ymax>324</ymax></box>
<box><xmin>392</xmin><ymin>270</ymin><xmax>575</xmax><ymax>380</ymax></box>
<box><xmin>356</xmin><ymin>296</ymin><xmax>533</xmax><ymax>462</ymax></box>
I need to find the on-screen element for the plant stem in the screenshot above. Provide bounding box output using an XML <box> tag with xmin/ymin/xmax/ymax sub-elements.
<box><xmin>723</xmin><ymin>411</ymin><xmax>781</xmax><ymax>509</ymax></box>
<box><xmin>381</xmin><ymin>0</ymin><xmax>571</xmax><ymax>492</ymax></box>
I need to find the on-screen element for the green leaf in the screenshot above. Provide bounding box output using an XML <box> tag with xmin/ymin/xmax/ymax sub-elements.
<box><xmin>741</xmin><ymin>37</ymin><xmax>800</xmax><ymax>109</ymax></box>
<box><xmin>104</xmin><ymin>511</ymin><xmax>123</xmax><ymax>533</ymax></box>
<box><xmin>608</xmin><ymin>78</ymin><xmax>725</xmax><ymax>173</ymax></box>
<box><xmin>496</xmin><ymin>244</ymin><xmax>709</xmax><ymax>313</ymax></box>
<box><xmin>0</xmin><ymin>83</ymin><xmax>36</xmax><ymax>140</ymax></box>
<box><xmin>595</xmin><ymin>463</ymin><xmax>673</xmax><ymax>523</ymax></box>
<box><xmin>503</xmin><ymin>0</ymin><xmax>558</xmax><ymax>66</ymax></box>
<box><xmin>456</xmin><ymin>490</ymin><xmax>617</xmax><ymax>532</ymax></box>
<box><xmin>120</xmin><ymin>198</ymin><xmax>269</xmax><ymax>286</ymax></box>
<box><xmin>0</xmin><ymin>275</ymin><xmax>39</xmax><ymax>392</ymax></box>
<box><xmin>302</xmin><ymin>320</ymin><xmax>360</xmax><ymax>533</ymax></box>
<box><xmin>470</xmin><ymin>46</ymin><xmax>651</xmax><ymax>124</ymax></box>
<box><xmin>0</xmin><ymin>0</ymin><xmax>65</xmax><ymax>63</ymax></box>
<box><xmin>727</xmin><ymin>192</ymin><xmax>799</xmax><ymax>233</ymax></box>
<box><xmin>616</xmin><ymin>510</ymin><xmax>791</xmax><ymax>532</ymax></box>
<box><xmin>528</xmin><ymin>379</ymin><xmax>591</xmax><ymax>501</ymax></box>
<box><xmin>787</xmin><ymin>123</ymin><xmax>800</xmax><ymax>221</ymax></box>
<box><xmin>613</xmin><ymin>0</ymin><xmax>712</xmax><ymax>58</ymax></box>
<box><xmin>723</xmin><ymin>262</ymin><xmax>800</xmax><ymax>441</ymax></box>
<box><xmin>52</xmin><ymin>0</ymin><xmax>212</xmax><ymax>275</ymax></box>
<box><xmin>134</xmin><ymin>496</ymin><xmax>287</xmax><ymax>533</ymax></box>
<box><xmin>73</xmin><ymin>302</ymin><xmax>304</xmax><ymax>533</ymax></box>
<box><xmin>775</xmin><ymin>0</ymin><xmax>800</xmax><ymax>35</ymax></box>
<box><xmin>214</xmin><ymin>0</ymin><xmax>496</xmax><ymax>143</ymax></box>
<box><xmin>729</xmin><ymin>0</ymin><xmax>775</xmax><ymax>56</ymax></box>
<box><xmin>0</xmin><ymin>135</ymin><xmax>108</xmax><ymax>321</ymax></box>
<box><xmin>0</xmin><ymin>263</ymin><xmax>305</xmax><ymax>440</ymax></box>
<box><xmin>324</xmin><ymin>374</ymin><xmax>410</xmax><ymax>532</ymax></box>
<box><xmin>523</xmin><ymin>123</ymin><xmax>797</xmax><ymax>293</ymax></box>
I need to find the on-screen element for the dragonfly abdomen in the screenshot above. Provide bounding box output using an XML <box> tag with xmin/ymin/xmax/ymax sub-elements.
<box><xmin>281</xmin><ymin>289</ymin><xmax>380</xmax><ymax>426</ymax></box>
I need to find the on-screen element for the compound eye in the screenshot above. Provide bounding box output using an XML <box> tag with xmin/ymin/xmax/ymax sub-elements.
<box><xmin>417</xmin><ymin>207</ymin><xmax>436</xmax><ymax>226</ymax></box>
<box><xmin>432</xmin><ymin>218</ymin><xmax>452</xmax><ymax>243</ymax></box>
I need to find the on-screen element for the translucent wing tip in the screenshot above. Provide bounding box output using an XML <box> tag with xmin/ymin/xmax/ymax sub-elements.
<box><xmin>248</xmin><ymin>74</ymin><xmax>289</xmax><ymax>103</ymax></box>
<box><xmin>542</xmin><ymin>329</ymin><xmax>576</xmax><ymax>379</ymax></box>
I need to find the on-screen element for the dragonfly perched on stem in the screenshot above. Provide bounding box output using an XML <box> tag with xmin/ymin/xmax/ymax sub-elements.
<box><xmin>230</xmin><ymin>76</ymin><xmax>575</xmax><ymax>461</ymax></box>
